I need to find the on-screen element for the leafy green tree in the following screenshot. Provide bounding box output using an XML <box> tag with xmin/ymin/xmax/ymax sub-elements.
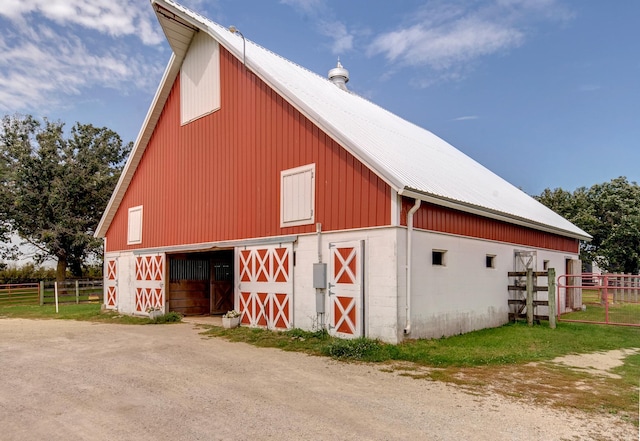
<box><xmin>0</xmin><ymin>115</ymin><xmax>130</xmax><ymax>281</ymax></box>
<box><xmin>536</xmin><ymin>177</ymin><xmax>640</xmax><ymax>274</ymax></box>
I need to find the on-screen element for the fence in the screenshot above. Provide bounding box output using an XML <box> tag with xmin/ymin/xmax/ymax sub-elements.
<box><xmin>508</xmin><ymin>268</ymin><xmax>556</xmax><ymax>328</ymax></box>
<box><xmin>557</xmin><ymin>273</ymin><xmax>640</xmax><ymax>326</ymax></box>
<box><xmin>41</xmin><ymin>280</ymin><xmax>104</xmax><ymax>305</ymax></box>
<box><xmin>0</xmin><ymin>283</ymin><xmax>40</xmax><ymax>305</ymax></box>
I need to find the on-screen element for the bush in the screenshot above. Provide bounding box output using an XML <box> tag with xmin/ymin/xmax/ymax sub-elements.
<box><xmin>0</xmin><ymin>264</ymin><xmax>57</xmax><ymax>284</ymax></box>
<box><xmin>0</xmin><ymin>262</ymin><xmax>102</xmax><ymax>284</ymax></box>
<box><xmin>322</xmin><ymin>337</ymin><xmax>390</xmax><ymax>361</ymax></box>
<box><xmin>151</xmin><ymin>312</ymin><xmax>183</xmax><ymax>324</ymax></box>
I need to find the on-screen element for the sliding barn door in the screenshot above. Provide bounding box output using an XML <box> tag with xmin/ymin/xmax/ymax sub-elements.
<box><xmin>236</xmin><ymin>244</ymin><xmax>293</xmax><ymax>330</ymax></box>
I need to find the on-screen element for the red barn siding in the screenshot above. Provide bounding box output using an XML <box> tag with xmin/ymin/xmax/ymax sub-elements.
<box><xmin>401</xmin><ymin>198</ymin><xmax>579</xmax><ymax>253</ymax></box>
<box><xmin>105</xmin><ymin>47</ymin><xmax>391</xmax><ymax>252</ymax></box>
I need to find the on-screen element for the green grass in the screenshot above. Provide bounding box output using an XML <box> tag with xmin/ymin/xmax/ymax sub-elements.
<box><xmin>0</xmin><ymin>303</ymin><xmax>178</xmax><ymax>325</ymax></box>
<box><xmin>395</xmin><ymin>321</ymin><xmax>640</xmax><ymax>366</ymax></box>
<box><xmin>563</xmin><ymin>302</ymin><xmax>640</xmax><ymax>324</ymax></box>
<box><xmin>202</xmin><ymin>320</ymin><xmax>640</xmax><ymax>366</ymax></box>
<box><xmin>561</xmin><ymin>289</ymin><xmax>640</xmax><ymax>325</ymax></box>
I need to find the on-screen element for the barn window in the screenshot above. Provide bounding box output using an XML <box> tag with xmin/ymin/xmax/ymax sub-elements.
<box><xmin>486</xmin><ymin>254</ymin><xmax>495</xmax><ymax>268</ymax></box>
<box><xmin>127</xmin><ymin>205</ymin><xmax>143</xmax><ymax>245</ymax></box>
<box><xmin>181</xmin><ymin>32</ymin><xmax>221</xmax><ymax>125</ymax></box>
<box><xmin>280</xmin><ymin>163</ymin><xmax>315</xmax><ymax>227</ymax></box>
<box><xmin>543</xmin><ymin>260</ymin><xmax>549</xmax><ymax>270</ymax></box>
<box><xmin>170</xmin><ymin>259</ymin><xmax>210</xmax><ymax>282</ymax></box>
<box><xmin>432</xmin><ymin>250</ymin><xmax>446</xmax><ymax>266</ymax></box>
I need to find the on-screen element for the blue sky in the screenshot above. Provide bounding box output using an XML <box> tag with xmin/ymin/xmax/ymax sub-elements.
<box><xmin>1</xmin><ymin>0</ymin><xmax>638</xmax><ymax>195</ymax></box>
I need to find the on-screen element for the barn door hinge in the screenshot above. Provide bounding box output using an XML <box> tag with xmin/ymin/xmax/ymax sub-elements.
<box><xmin>327</xmin><ymin>283</ymin><xmax>335</xmax><ymax>296</ymax></box>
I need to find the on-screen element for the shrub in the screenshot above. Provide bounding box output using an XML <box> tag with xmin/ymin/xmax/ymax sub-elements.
<box><xmin>151</xmin><ymin>312</ymin><xmax>183</xmax><ymax>324</ymax></box>
<box><xmin>322</xmin><ymin>337</ymin><xmax>390</xmax><ymax>361</ymax></box>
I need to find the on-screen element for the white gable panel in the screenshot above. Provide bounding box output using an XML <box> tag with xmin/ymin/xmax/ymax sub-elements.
<box><xmin>181</xmin><ymin>31</ymin><xmax>220</xmax><ymax>124</ymax></box>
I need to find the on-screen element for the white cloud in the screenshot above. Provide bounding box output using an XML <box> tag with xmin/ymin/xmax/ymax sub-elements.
<box><xmin>369</xmin><ymin>18</ymin><xmax>523</xmax><ymax>70</ymax></box>
<box><xmin>0</xmin><ymin>0</ymin><xmax>164</xmax><ymax>45</ymax></box>
<box><xmin>318</xmin><ymin>20</ymin><xmax>354</xmax><ymax>55</ymax></box>
<box><xmin>280</xmin><ymin>0</ymin><xmax>355</xmax><ymax>56</ymax></box>
<box><xmin>579</xmin><ymin>84</ymin><xmax>601</xmax><ymax>92</ymax></box>
<box><xmin>453</xmin><ymin>115</ymin><xmax>479</xmax><ymax>121</ymax></box>
<box><xmin>367</xmin><ymin>0</ymin><xmax>573</xmax><ymax>85</ymax></box>
<box><xmin>279</xmin><ymin>0</ymin><xmax>325</xmax><ymax>16</ymax></box>
<box><xmin>0</xmin><ymin>0</ymin><xmax>166</xmax><ymax>114</ymax></box>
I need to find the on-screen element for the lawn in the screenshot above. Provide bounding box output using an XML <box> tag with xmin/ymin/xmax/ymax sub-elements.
<box><xmin>562</xmin><ymin>288</ymin><xmax>640</xmax><ymax>325</ymax></box>
<box><xmin>0</xmin><ymin>303</ymin><xmax>164</xmax><ymax>324</ymax></box>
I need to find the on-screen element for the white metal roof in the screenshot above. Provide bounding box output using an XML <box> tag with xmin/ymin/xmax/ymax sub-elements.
<box><xmin>95</xmin><ymin>0</ymin><xmax>590</xmax><ymax>241</ymax></box>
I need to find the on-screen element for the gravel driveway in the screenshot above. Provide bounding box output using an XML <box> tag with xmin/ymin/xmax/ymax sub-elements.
<box><xmin>0</xmin><ymin>319</ymin><xmax>634</xmax><ymax>440</ymax></box>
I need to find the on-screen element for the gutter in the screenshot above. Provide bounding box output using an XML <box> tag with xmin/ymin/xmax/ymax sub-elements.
<box><xmin>404</xmin><ymin>198</ymin><xmax>421</xmax><ymax>335</ymax></box>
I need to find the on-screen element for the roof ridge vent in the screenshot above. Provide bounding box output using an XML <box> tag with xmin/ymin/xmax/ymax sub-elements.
<box><xmin>328</xmin><ymin>58</ymin><xmax>349</xmax><ymax>90</ymax></box>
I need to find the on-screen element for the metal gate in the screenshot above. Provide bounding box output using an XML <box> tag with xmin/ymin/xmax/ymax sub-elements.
<box><xmin>236</xmin><ymin>244</ymin><xmax>293</xmax><ymax>330</ymax></box>
<box><xmin>328</xmin><ymin>240</ymin><xmax>364</xmax><ymax>338</ymax></box>
<box><xmin>558</xmin><ymin>273</ymin><xmax>640</xmax><ymax>326</ymax></box>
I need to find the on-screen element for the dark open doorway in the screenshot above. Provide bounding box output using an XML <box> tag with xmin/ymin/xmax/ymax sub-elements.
<box><xmin>167</xmin><ymin>250</ymin><xmax>234</xmax><ymax>316</ymax></box>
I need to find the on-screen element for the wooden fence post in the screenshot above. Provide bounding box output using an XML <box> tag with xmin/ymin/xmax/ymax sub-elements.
<box><xmin>75</xmin><ymin>280</ymin><xmax>79</xmax><ymax>304</ymax></box>
<box><xmin>526</xmin><ymin>268</ymin><xmax>533</xmax><ymax>326</ymax></box>
<box><xmin>39</xmin><ymin>281</ymin><xmax>44</xmax><ymax>306</ymax></box>
<box><xmin>548</xmin><ymin>268</ymin><xmax>556</xmax><ymax>329</ymax></box>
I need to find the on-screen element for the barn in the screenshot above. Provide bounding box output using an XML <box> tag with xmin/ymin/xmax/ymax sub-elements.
<box><xmin>95</xmin><ymin>0</ymin><xmax>591</xmax><ymax>343</ymax></box>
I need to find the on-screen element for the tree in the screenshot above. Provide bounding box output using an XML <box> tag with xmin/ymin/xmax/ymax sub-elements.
<box><xmin>536</xmin><ymin>177</ymin><xmax>640</xmax><ymax>274</ymax></box>
<box><xmin>0</xmin><ymin>115</ymin><xmax>131</xmax><ymax>281</ymax></box>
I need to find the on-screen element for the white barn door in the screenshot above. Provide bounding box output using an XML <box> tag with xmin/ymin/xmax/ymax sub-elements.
<box><xmin>328</xmin><ymin>240</ymin><xmax>364</xmax><ymax>338</ymax></box>
<box><xmin>236</xmin><ymin>244</ymin><xmax>293</xmax><ymax>330</ymax></box>
<box><xmin>104</xmin><ymin>256</ymin><xmax>118</xmax><ymax>310</ymax></box>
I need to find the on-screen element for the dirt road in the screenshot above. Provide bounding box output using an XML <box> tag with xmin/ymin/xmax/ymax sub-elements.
<box><xmin>0</xmin><ymin>319</ymin><xmax>634</xmax><ymax>440</ymax></box>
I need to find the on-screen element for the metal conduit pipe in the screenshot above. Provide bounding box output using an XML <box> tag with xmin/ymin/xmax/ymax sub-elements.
<box><xmin>404</xmin><ymin>198</ymin><xmax>421</xmax><ymax>335</ymax></box>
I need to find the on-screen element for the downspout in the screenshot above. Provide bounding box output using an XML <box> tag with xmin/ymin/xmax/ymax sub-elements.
<box><xmin>404</xmin><ymin>198</ymin><xmax>421</xmax><ymax>335</ymax></box>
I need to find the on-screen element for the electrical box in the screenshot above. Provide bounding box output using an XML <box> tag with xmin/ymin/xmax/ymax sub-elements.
<box><xmin>313</xmin><ymin>263</ymin><xmax>327</xmax><ymax>289</ymax></box>
<box><xmin>316</xmin><ymin>291</ymin><xmax>325</xmax><ymax>314</ymax></box>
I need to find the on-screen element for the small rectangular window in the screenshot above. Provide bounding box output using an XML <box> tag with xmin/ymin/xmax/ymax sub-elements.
<box><xmin>486</xmin><ymin>255</ymin><xmax>495</xmax><ymax>268</ymax></box>
<box><xmin>432</xmin><ymin>250</ymin><xmax>446</xmax><ymax>266</ymax></box>
<box><xmin>543</xmin><ymin>260</ymin><xmax>549</xmax><ymax>270</ymax></box>
<box><xmin>127</xmin><ymin>205</ymin><xmax>143</xmax><ymax>245</ymax></box>
<box><xmin>280</xmin><ymin>163</ymin><xmax>315</xmax><ymax>227</ymax></box>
